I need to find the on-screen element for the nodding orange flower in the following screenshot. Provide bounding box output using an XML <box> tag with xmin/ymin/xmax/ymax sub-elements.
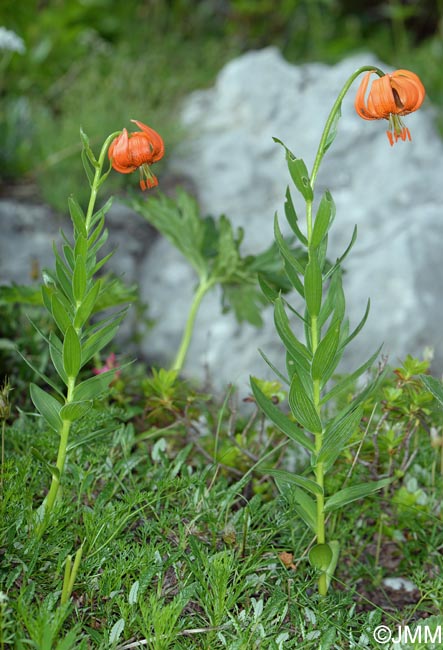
<box><xmin>108</xmin><ymin>120</ymin><xmax>164</xmax><ymax>190</ymax></box>
<box><xmin>355</xmin><ymin>69</ymin><xmax>425</xmax><ymax>146</ymax></box>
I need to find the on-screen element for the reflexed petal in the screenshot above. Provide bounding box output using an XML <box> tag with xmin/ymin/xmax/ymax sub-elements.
<box><xmin>354</xmin><ymin>71</ymin><xmax>377</xmax><ymax>120</ymax></box>
<box><xmin>131</xmin><ymin>120</ymin><xmax>165</xmax><ymax>161</ymax></box>
<box><xmin>108</xmin><ymin>129</ymin><xmax>138</xmax><ymax>173</ymax></box>
<box><xmin>366</xmin><ymin>75</ymin><xmax>397</xmax><ymax>118</ymax></box>
<box><xmin>390</xmin><ymin>70</ymin><xmax>425</xmax><ymax>114</ymax></box>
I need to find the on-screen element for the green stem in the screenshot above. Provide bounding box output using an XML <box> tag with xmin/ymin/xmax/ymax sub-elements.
<box><xmin>36</xmin><ymin>378</ymin><xmax>75</xmax><ymax>538</ymax></box>
<box><xmin>310</xmin><ymin>65</ymin><xmax>385</xmax><ymax>190</ymax></box>
<box><xmin>306</xmin><ymin>200</ymin><xmax>313</xmax><ymax>242</ymax></box>
<box><xmin>310</xmin><ymin>276</ymin><xmax>326</xmax><ymax>594</ymax></box>
<box><xmin>171</xmin><ymin>278</ymin><xmax>213</xmax><ymax>373</ymax></box>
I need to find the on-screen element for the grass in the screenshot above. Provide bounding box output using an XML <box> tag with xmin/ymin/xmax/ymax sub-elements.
<box><xmin>2</xmin><ymin>357</ymin><xmax>443</xmax><ymax>648</ymax></box>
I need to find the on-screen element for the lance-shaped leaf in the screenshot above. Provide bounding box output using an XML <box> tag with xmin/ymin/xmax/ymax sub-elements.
<box><xmin>73</xmin><ymin>279</ymin><xmax>101</xmax><ymax>330</ymax></box>
<box><xmin>63</xmin><ymin>325</ymin><xmax>81</xmax><ymax>378</ymax></box>
<box><xmin>264</xmin><ymin>468</ymin><xmax>322</xmax><ymax>496</ymax></box>
<box><xmin>258</xmin><ymin>273</ymin><xmax>279</xmax><ymax>303</ymax></box>
<box><xmin>73</xmin><ymin>254</ymin><xmax>87</xmax><ymax>303</ymax></box>
<box><xmin>63</xmin><ymin>243</ymin><xmax>75</xmax><ymax>271</ymax></box>
<box><xmin>41</xmin><ymin>276</ymin><xmax>55</xmax><ymax>312</ymax></box>
<box><xmin>324</xmin><ymin>225</ymin><xmax>358</xmax><ymax>281</ymax></box>
<box><xmin>49</xmin><ymin>331</ymin><xmax>68</xmax><ymax>386</ymax></box>
<box><xmin>74</xmin><ymin>233</ymin><xmax>88</xmax><ymax>260</ymax></box>
<box><xmin>316</xmin><ymin>235</ymin><xmax>329</xmax><ymax>273</ymax></box>
<box><xmin>87</xmin><ymin>213</ymin><xmax>105</xmax><ymax>249</ymax></box>
<box><xmin>53</xmin><ymin>244</ymin><xmax>74</xmax><ymax>301</ymax></box>
<box><xmin>30</xmin><ymin>383</ymin><xmax>62</xmax><ymax>432</ymax></box>
<box><xmin>89</xmin><ymin>196</ymin><xmax>114</xmax><ymax>230</ymax></box>
<box><xmin>73</xmin><ymin>367</ymin><xmax>121</xmax><ymax>402</ymax></box>
<box><xmin>289</xmin><ymin>373</ymin><xmax>322</xmax><ymax>434</ymax></box>
<box><xmin>318</xmin><ymin>266</ymin><xmax>344</xmax><ymax>329</ymax></box>
<box><xmin>293</xmin><ymin>494</ymin><xmax>317</xmax><ymax>531</ymax></box>
<box><xmin>16</xmin><ymin>348</ymin><xmax>64</xmax><ymax>398</ymax></box>
<box><xmin>68</xmin><ymin>196</ymin><xmax>87</xmax><ymax>238</ymax></box>
<box><xmin>273</xmin><ymin>138</ymin><xmax>313</xmax><ymax>201</ymax></box>
<box><xmin>287</xmin><ymin>156</ymin><xmax>313</xmax><ymax>201</ymax></box>
<box><xmin>80</xmin><ymin>309</ymin><xmax>127</xmax><ymax>365</ymax></box>
<box><xmin>276</xmin><ymin>483</ymin><xmax>317</xmax><ymax>532</ymax></box>
<box><xmin>258</xmin><ymin>348</ymin><xmax>289</xmax><ymax>385</ymax></box>
<box><xmin>324</xmin><ymin>478</ymin><xmax>392</xmax><ymax>512</ymax></box>
<box><xmin>286</xmin><ymin>351</ymin><xmax>314</xmax><ymax>397</ymax></box>
<box><xmin>60</xmin><ymin>400</ymin><xmax>91</xmax><ymax>422</ymax></box>
<box><xmin>81</xmin><ymin>148</ymin><xmax>95</xmax><ymax>187</ymax></box>
<box><xmin>80</xmin><ymin>127</ymin><xmax>96</xmax><ymax>158</ymax></box>
<box><xmin>251</xmin><ymin>378</ymin><xmax>315</xmax><ymax>452</ymax></box>
<box><xmin>320</xmin><ymin>346</ymin><xmax>382</xmax><ymax>406</ymax></box>
<box><xmin>323</xmin><ymin>101</ymin><xmax>342</xmax><ymax>154</ymax></box>
<box><xmin>274</xmin><ymin>297</ymin><xmax>311</xmax><ymax>371</ymax></box>
<box><xmin>311</xmin><ymin>319</ymin><xmax>341</xmax><ymax>382</ymax></box>
<box><xmin>92</xmin><ymin>276</ymin><xmax>134</xmax><ymax>314</ymax></box>
<box><xmin>274</xmin><ymin>214</ymin><xmax>305</xmax><ymax>275</ymax></box>
<box><xmin>284</xmin><ymin>187</ymin><xmax>308</xmax><ymax>245</ymax></box>
<box><xmin>282</xmin><ymin>298</ymin><xmax>306</xmax><ymax>325</ymax></box>
<box><xmin>92</xmin><ymin>249</ymin><xmax>115</xmax><ymax>276</ymax></box>
<box><xmin>338</xmin><ymin>299</ymin><xmax>370</xmax><ymax>352</ymax></box>
<box><xmin>311</xmin><ymin>191</ymin><xmax>336</xmax><ymax>249</ymax></box>
<box><xmin>88</xmin><ymin>228</ymin><xmax>109</xmax><ymax>263</ymax></box>
<box><xmin>51</xmin><ymin>294</ymin><xmax>72</xmax><ymax>335</ymax></box>
<box><xmin>283</xmin><ymin>258</ymin><xmax>305</xmax><ymax>298</ymax></box>
<box><xmin>304</xmin><ymin>254</ymin><xmax>322</xmax><ymax>318</ymax></box>
<box><xmin>318</xmin><ymin>405</ymin><xmax>363</xmax><ymax>473</ymax></box>
<box><xmin>31</xmin><ymin>447</ymin><xmax>61</xmax><ymax>480</ymax></box>
<box><xmin>67</xmin><ymin>424</ymin><xmax>117</xmax><ymax>451</ymax></box>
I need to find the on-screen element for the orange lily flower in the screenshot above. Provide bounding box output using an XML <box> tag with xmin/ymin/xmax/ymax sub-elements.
<box><xmin>355</xmin><ymin>70</ymin><xmax>425</xmax><ymax>146</ymax></box>
<box><xmin>109</xmin><ymin>120</ymin><xmax>165</xmax><ymax>190</ymax></box>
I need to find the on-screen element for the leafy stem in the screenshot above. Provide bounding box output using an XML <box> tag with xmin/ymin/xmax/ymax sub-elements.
<box><xmin>305</xmin><ymin>65</ymin><xmax>385</xmax><ymax>596</ymax></box>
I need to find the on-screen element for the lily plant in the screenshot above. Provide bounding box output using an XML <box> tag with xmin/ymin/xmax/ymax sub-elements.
<box><xmin>251</xmin><ymin>65</ymin><xmax>425</xmax><ymax>596</ymax></box>
<box><xmin>27</xmin><ymin>120</ymin><xmax>165</xmax><ymax>540</ymax></box>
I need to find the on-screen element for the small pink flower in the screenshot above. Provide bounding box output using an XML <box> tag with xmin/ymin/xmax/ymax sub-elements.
<box><xmin>93</xmin><ymin>353</ymin><xmax>120</xmax><ymax>378</ymax></box>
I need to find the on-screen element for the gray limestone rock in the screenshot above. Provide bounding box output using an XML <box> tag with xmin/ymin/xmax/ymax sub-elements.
<box><xmin>139</xmin><ymin>47</ymin><xmax>443</xmax><ymax>391</ymax></box>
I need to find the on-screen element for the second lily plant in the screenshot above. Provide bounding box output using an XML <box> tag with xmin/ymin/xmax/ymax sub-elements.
<box><xmin>251</xmin><ymin>66</ymin><xmax>425</xmax><ymax>596</ymax></box>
